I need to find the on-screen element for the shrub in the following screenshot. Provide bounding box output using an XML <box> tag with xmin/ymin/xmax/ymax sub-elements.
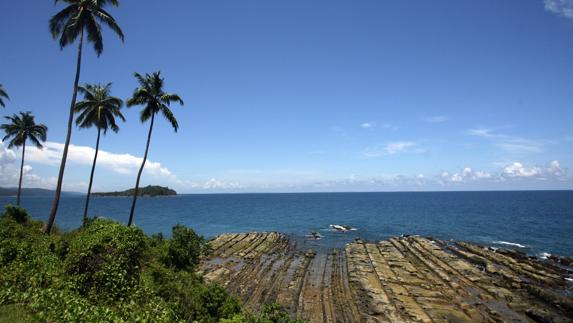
<box><xmin>164</xmin><ymin>224</ymin><xmax>206</xmax><ymax>270</ymax></box>
<box><xmin>221</xmin><ymin>303</ymin><xmax>307</xmax><ymax>323</ymax></box>
<box><xmin>1</xmin><ymin>204</ymin><xmax>30</xmax><ymax>224</ymax></box>
<box><xmin>0</xmin><ymin>209</ymin><xmax>261</xmax><ymax>322</ymax></box>
<box><xmin>143</xmin><ymin>260</ymin><xmax>241</xmax><ymax>322</ymax></box>
<box><xmin>63</xmin><ymin>218</ymin><xmax>147</xmax><ymax>302</ymax></box>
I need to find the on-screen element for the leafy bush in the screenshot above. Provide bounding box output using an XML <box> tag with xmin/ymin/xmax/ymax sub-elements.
<box><xmin>163</xmin><ymin>224</ymin><xmax>206</xmax><ymax>270</ymax></box>
<box><xmin>64</xmin><ymin>218</ymin><xmax>147</xmax><ymax>302</ymax></box>
<box><xmin>222</xmin><ymin>303</ymin><xmax>307</xmax><ymax>323</ymax></box>
<box><xmin>1</xmin><ymin>204</ymin><xmax>30</xmax><ymax>224</ymax></box>
<box><xmin>0</xmin><ymin>212</ymin><xmax>248</xmax><ymax>322</ymax></box>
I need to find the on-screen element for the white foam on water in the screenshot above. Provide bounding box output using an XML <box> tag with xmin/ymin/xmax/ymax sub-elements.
<box><xmin>493</xmin><ymin>241</ymin><xmax>526</xmax><ymax>248</ymax></box>
<box><xmin>540</xmin><ymin>252</ymin><xmax>551</xmax><ymax>260</ymax></box>
<box><xmin>565</xmin><ymin>277</ymin><xmax>573</xmax><ymax>282</ymax></box>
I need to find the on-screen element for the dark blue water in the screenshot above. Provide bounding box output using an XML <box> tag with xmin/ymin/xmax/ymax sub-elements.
<box><xmin>2</xmin><ymin>191</ymin><xmax>573</xmax><ymax>257</ymax></box>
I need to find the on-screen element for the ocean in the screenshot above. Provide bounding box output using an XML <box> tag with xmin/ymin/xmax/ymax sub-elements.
<box><xmin>2</xmin><ymin>190</ymin><xmax>572</xmax><ymax>257</ymax></box>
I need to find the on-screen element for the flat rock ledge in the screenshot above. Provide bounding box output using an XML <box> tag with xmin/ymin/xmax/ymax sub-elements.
<box><xmin>199</xmin><ymin>233</ymin><xmax>573</xmax><ymax>322</ymax></box>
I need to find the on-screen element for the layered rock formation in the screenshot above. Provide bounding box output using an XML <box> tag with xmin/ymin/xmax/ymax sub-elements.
<box><xmin>199</xmin><ymin>233</ymin><xmax>573</xmax><ymax>322</ymax></box>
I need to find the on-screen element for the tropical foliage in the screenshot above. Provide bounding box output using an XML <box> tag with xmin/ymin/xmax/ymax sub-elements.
<box><xmin>126</xmin><ymin>71</ymin><xmax>184</xmax><ymax>226</ymax></box>
<box><xmin>0</xmin><ymin>84</ymin><xmax>8</xmax><ymax>108</ymax></box>
<box><xmin>0</xmin><ymin>112</ymin><xmax>47</xmax><ymax>206</ymax></box>
<box><xmin>0</xmin><ymin>209</ymin><xmax>302</xmax><ymax>322</ymax></box>
<box><xmin>75</xmin><ymin>83</ymin><xmax>124</xmax><ymax>224</ymax></box>
<box><xmin>44</xmin><ymin>0</ymin><xmax>125</xmax><ymax>234</ymax></box>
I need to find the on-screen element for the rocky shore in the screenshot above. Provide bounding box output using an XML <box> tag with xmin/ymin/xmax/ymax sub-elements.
<box><xmin>199</xmin><ymin>232</ymin><xmax>573</xmax><ymax>322</ymax></box>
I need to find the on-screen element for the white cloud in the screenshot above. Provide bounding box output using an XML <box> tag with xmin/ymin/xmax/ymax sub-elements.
<box><xmin>466</xmin><ymin>128</ymin><xmax>547</xmax><ymax>153</ymax></box>
<box><xmin>25</xmin><ymin>142</ymin><xmax>175</xmax><ymax>178</ymax></box>
<box><xmin>440</xmin><ymin>167</ymin><xmax>494</xmax><ymax>184</ymax></box>
<box><xmin>363</xmin><ymin>141</ymin><xmax>422</xmax><ymax>157</ymax></box>
<box><xmin>190</xmin><ymin>178</ymin><xmax>243</xmax><ymax>190</ymax></box>
<box><xmin>502</xmin><ymin>162</ymin><xmax>541</xmax><ymax>178</ymax></box>
<box><xmin>359</xmin><ymin>122</ymin><xmax>397</xmax><ymax>130</ymax></box>
<box><xmin>0</xmin><ymin>141</ymin><xmax>176</xmax><ymax>191</ymax></box>
<box><xmin>544</xmin><ymin>0</ymin><xmax>573</xmax><ymax>19</ymax></box>
<box><xmin>423</xmin><ymin>115</ymin><xmax>448</xmax><ymax>123</ymax></box>
<box><xmin>547</xmin><ymin>160</ymin><xmax>567</xmax><ymax>178</ymax></box>
<box><xmin>385</xmin><ymin>142</ymin><xmax>415</xmax><ymax>154</ymax></box>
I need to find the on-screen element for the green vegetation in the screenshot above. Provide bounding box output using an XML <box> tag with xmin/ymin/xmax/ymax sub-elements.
<box><xmin>0</xmin><ymin>205</ymin><xmax>302</xmax><ymax>322</ymax></box>
<box><xmin>94</xmin><ymin>185</ymin><xmax>177</xmax><ymax>197</ymax></box>
<box><xmin>44</xmin><ymin>0</ymin><xmax>125</xmax><ymax>234</ymax></box>
<box><xmin>126</xmin><ymin>71</ymin><xmax>184</xmax><ymax>226</ymax></box>
<box><xmin>0</xmin><ymin>84</ymin><xmax>8</xmax><ymax>108</ymax></box>
<box><xmin>0</xmin><ymin>112</ymin><xmax>48</xmax><ymax>206</ymax></box>
<box><xmin>75</xmin><ymin>83</ymin><xmax>125</xmax><ymax>224</ymax></box>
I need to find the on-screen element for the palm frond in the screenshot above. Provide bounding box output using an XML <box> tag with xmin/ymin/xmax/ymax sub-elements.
<box><xmin>94</xmin><ymin>8</ymin><xmax>124</xmax><ymax>42</ymax></box>
<box><xmin>160</xmin><ymin>105</ymin><xmax>179</xmax><ymax>132</ymax></box>
<box><xmin>51</xmin><ymin>0</ymin><xmax>122</xmax><ymax>54</ymax></box>
<box><xmin>75</xmin><ymin>82</ymin><xmax>124</xmax><ymax>132</ymax></box>
<box><xmin>0</xmin><ymin>112</ymin><xmax>48</xmax><ymax>149</ymax></box>
<box><xmin>84</xmin><ymin>12</ymin><xmax>104</xmax><ymax>56</ymax></box>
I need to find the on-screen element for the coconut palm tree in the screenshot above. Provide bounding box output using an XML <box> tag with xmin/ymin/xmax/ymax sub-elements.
<box><xmin>0</xmin><ymin>84</ymin><xmax>9</xmax><ymax>108</ymax></box>
<box><xmin>1</xmin><ymin>112</ymin><xmax>48</xmax><ymax>206</ymax></box>
<box><xmin>44</xmin><ymin>0</ymin><xmax>124</xmax><ymax>234</ymax></box>
<box><xmin>75</xmin><ymin>83</ymin><xmax>124</xmax><ymax>225</ymax></box>
<box><xmin>126</xmin><ymin>71</ymin><xmax>183</xmax><ymax>226</ymax></box>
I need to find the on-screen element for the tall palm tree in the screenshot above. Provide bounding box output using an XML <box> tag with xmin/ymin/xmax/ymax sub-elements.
<box><xmin>1</xmin><ymin>112</ymin><xmax>48</xmax><ymax>206</ymax></box>
<box><xmin>44</xmin><ymin>0</ymin><xmax>124</xmax><ymax>234</ymax></box>
<box><xmin>75</xmin><ymin>83</ymin><xmax>124</xmax><ymax>225</ymax></box>
<box><xmin>126</xmin><ymin>71</ymin><xmax>183</xmax><ymax>226</ymax></box>
<box><xmin>0</xmin><ymin>84</ymin><xmax>9</xmax><ymax>108</ymax></box>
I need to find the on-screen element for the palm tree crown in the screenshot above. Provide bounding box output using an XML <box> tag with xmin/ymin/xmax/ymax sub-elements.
<box><xmin>50</xmin><ymin>0</ymin><xmax>124</xmax><ymax>55</ymax></box>
<box><xmin>75</xmin><ymin>83</ymin><xmax>125</xmax><ymax>133</ymax></box>
<box><xmin>0</xmin><ymin>84</ymin><xmax>9</xmax><ymax>108</ymax></box>
<box><xmin>1</xmin><ymin>112</ymin><xmax>48</xmax><ymax>206</ymax></box>
<box><xmin>1</xmin><ymin>112</ymin><xmax>47</xmax><ymax>149</ymax></box>
<box><xmin>127</xmin><ymin>72</ymin><xmax>184</xmax><ymax>131</ymax></box>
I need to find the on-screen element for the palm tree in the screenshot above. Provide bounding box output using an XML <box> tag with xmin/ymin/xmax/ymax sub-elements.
<box><xmin>126</xmin><ymin>71</ymin><xmax>183</xmax><ymax>226</ymax></box>
<box><xmin>75</xmin><ymin>83</ymin><xmax>124</xmax><ymax>225</ymax></box>
<box><xmin>1</xmin><ymin>112</ymin><xmax>48</xmax><ymax>206</ymax></box>
<box><xmin>44</xmin><ymin>0</ymin><xmax>124</xmax><ymax>234</ymax></box>
<box><xmin>0</xmin><ymin>84</ymin><xmax>9</xmax><ymax>108</ymax></box>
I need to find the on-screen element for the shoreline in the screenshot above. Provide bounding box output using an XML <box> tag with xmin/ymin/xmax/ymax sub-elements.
<box><xmin>200</xmin><ymin>232</ymin><xmax>573</xmax><ymax>322</ymax></box>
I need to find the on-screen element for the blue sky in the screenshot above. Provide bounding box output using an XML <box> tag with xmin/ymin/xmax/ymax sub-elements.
<box><xmin>1</xmin><ymin>0</ymin><xmax>572</xmax><ymax>193</ymax></box>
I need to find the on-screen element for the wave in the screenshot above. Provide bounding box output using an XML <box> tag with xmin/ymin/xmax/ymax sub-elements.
<box><xmin>539</xmin><ymin>252</ymin><xmax>551</xmax><ymax>260</ymax></box>
<box><xmin>493</xmin><ymin>241</ymin><xmax>526</xmax><ymax>248</ymax></box>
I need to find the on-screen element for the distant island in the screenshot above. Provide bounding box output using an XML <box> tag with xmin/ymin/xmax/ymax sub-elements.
<box><xmin>93</xmin><ymin>185</ymin><xmax>177</xmax><ymax>197</ymax></box>
<box><xmin>0</xmin><ymin>187</ymin><xmax>79</xmax><ymax>197</ymax></box>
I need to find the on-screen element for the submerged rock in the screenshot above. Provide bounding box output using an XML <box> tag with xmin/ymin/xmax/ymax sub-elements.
<box><xmin>200</xmin><ymin>233</ymin><xmax>573</xmax><ymax>322</ymax></box>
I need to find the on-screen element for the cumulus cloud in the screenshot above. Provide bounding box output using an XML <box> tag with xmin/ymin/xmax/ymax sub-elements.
<box><xmin>438</xmin><ymin>161</ymin><xmax>568</xmax><ymax>185</ymax></box>
<box><xmin>0</xmin><ymin>141</ymin><xmax>176</xmax><ymax>191</ymax></box>
<box><xmin>544</xmin><ymin>0</ymin><xmax>573</xmax><ymax>19</ymax></box>
<box><xmin>360</xmin><ymin>122</ymin><xmax>373</xmax><ymax>129</ymax></box>
<box><xmin>440</xmin><ymin>167</ymin><xmax>494</xmax><ymax>184</ymax></box>
<box><xmin>25</xmin><ymin>142</ymin><xmax>175</xmax><ymax>178</ymax></box>
<box><xmin>502</xmin><ymin>162</ymin><xmax>541</xmax><ymax>178</ymax></box>
<box><xmin>466</xmin><ymin>128</ymin><xmax>547</xmax><ymax>153</ymax></box>
<box><xmin>0</xmin><ymin>144</ymin><xmax>59</xmax><ymax>189</ymax></box>
<box><xmin>423</xmin><ymin>115</ymin><xmax>448</xmax><ymax>123</ymax></box>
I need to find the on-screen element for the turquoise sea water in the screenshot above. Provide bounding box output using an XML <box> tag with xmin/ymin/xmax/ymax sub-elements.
<box><xmin>2</xmin><ymin>191</ymin><xmax>572</xmax><ymax>257</ymax></box>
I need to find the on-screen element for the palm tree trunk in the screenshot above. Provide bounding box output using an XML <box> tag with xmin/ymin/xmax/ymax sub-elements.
<box><xmin>82</xmin><ymin>127</ymin><xmax>101</xmax><ymax>226</ymax></box>
<box><xmin>128</xmin><ymin>113</ymin><xmax>155</xmax><ymax>227</ymax></box>
<box><xmin>16</xmin><ymin>140</ymin><xmax>26</xmax><ymax>206</ymax></box>
<box><xmin>43</xmin><ymin>29</ymin><xmax>84</xmax><ymax>234</ymax></box>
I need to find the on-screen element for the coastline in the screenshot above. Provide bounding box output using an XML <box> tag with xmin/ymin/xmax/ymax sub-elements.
<box><xmin>200</xmin><ymin>232</ymin><xmax>573</xmax><ymax>322</ymax></box>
